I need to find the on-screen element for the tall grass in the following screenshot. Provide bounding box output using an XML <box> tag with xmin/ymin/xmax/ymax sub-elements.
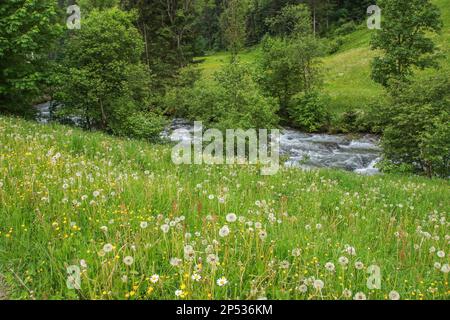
<box><xmin>0</xmin><ymin>117</ymin><xmax>448</xmax><ymax>300</ymax></box>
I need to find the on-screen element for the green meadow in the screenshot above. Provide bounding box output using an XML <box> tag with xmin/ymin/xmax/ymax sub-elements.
<box><xmin>0</xmin><ymin>116</ymin><xmax>448</xmax><ymax>300</ymax></box>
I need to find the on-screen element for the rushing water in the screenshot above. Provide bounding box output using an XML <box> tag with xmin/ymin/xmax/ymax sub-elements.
<box><xmin>162</xmin><ymin>118</ymin><xmax>381</xmax><ymax>175</ymax></box>
<box><xmin>36</xmin><ymin>103</ymin><xmax>381</xmax><ymax>175</ymax></box>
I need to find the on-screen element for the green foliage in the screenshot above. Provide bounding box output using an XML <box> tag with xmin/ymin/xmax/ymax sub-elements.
<box><xmin>55</xmin><ymin>8</ymin><xmax>165</xmax><ymax>140</ymax></box>
<box><xmin>379</xmin><ymin>73</ymin><xmax>450</xmax><ymax>177</ymax></box>
<box><xmin>78</xmin><ymin>0</ymin><xmax>119</xmax><ymax>12</ymax></box>
<box><xmin>288</xmin><ymin>91</ymin><xmax>331</xmax><ymax>132</ymax></box>
<box><xmin>220</xmin><ymin>0</ymin><xmax>249</xmax><ymax>59</ymax></box>
<box><xmin>0</xmin><ymin>0</ymin><xmax>62</xmax><ymax>116</ymax></box>
<box><xmin>265</xmin><ymin>3</ymin><xmax>312</xmax><ymax>37</ymax></box>
<box><xmin>165</xmin><ymin>61</ymin><xmax>279</xmax><ymax>131</ymax></box>
<box><xmin>258</xmin><ymin>34</ymin><xmax>325</xmax><ymax>115</ymax></box>
<box><xmin>333</xmin><ymin>21</ymin><xmax>357</xmax><ymax>36</ymax></box>
<box><xmin>371</xmin><ymin>0</ymin><xmax>443</xmax><ymax>86</ymax></box>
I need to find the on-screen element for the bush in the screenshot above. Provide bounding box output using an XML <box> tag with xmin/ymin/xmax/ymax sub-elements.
<box><xmin>288</xmin><ymin>91</ymin><xmax>331</xmax><ymax>132</ymax></box>
<box><xmin>327</xmin><ymin>36</ymin><xmax>344</xmax><ymax>54</ymax></box>
<box><xmin>165</xmin><ymin>61</ymin><xmax>279</xmax><ymax>131</ymax></box>
<box><xmin>107</xmin><ymin>98</ymin><xmax>167</xmax><ymax>142</ymax></box>
<box><xmin>379</xmin><ymin>74</ymin><xmax>450</xmax><ymax>177</ymax></box>
<box><xmin>333</xmin><ymin>21</ymin><xmax>356</xmax><ymax>36</ymax></box>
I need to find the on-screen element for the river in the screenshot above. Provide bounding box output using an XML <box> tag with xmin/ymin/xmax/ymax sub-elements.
<box><xmin>36</xmin><ymin>102</ymin><xmax>381</xmax><ymax>175</ymax></box>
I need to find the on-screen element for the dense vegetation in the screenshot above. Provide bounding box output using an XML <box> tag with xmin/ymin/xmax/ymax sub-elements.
<box><xmin>0</xmin><ymin>0</ymin><xmax>449</xmax><ymax>301</ymax></box>
<box><xmin>0</xmin><ymin>116</ymin><xmax>448</xmax><ymax>299</ymax></box>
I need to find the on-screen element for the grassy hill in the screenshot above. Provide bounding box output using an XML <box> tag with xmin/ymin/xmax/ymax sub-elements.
<box><xmin>1</xmin><ymin>116</ymin><xmax>449</xmax><ymax>299</ymax></box>
<box><xmin>196</xmin><ymin>0</ymin><xmax>450</xmax><ymax>117</ymax></box>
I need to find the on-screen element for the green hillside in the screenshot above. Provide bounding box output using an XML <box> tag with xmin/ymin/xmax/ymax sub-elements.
<box><xmin>1</xmin><ymin>116</ymin><xmax>449</xmax><ymax>299</ymax></box>
<box><xmin>197</xmin><ymin>0</ymin><xmax>450</xmax><ymax>117</ymax></box>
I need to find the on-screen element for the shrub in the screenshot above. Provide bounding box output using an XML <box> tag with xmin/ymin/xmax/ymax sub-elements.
<box><xmin>379</xmin><ymin>74</ymin><xmax>450</xmax><ymax>177</ymax></box>
<box><xmin>333</xmin><ymin>21</ymin><xmax>356</xmax><ymax>36</ymax></box>
<box><xmin>288</xmin><ymin>91</ymin><xmax>331</xmax><ymax>132</ymax></box>
<box><xmin>165</xmin><ymin>61</ymin><xmax>279</xmax><ymax>131</ymax></box>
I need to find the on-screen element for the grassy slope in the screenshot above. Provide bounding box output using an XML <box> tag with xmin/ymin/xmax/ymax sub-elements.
<box><xmin>1</xmin><ymin>116</ymin><xmax>449</xmax><ymax>300</ymax></box>
<box><xmin>197</xmin><ymin>0</ymin><xmax>450</xmax><ymax>116</ymax></box>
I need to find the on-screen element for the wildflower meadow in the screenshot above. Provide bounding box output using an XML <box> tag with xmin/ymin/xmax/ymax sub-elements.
<box><xmin>0</xmin><ymin>117</ymin><xmax>448</xmax><ymax>300</ymax></box>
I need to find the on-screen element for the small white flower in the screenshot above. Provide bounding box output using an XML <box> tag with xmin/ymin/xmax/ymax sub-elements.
<box><xmin>437</xmin><ymin>250</ymin><xmax>445</xmax><ymax>258</ymax></box>
<box><xmin>389</xmin><ymin>290</ymin><xmax>400</xmax><ymax>300</ymax></box>
<box><xmin>100</xmin><ymin>226</ymin><xmax>108</xmax><ymax>233</ymax></box>
<box><xmin>354</xmin><ymin>261</ymin><xmax>364</xmax><ymax>270</ymax></box>
<box><xmin>150</xmin><ymin>274</ymin><xmax>159</xmax><ymax>283</ymax></box>
<box><xmin>175</xmin><ymin>289</ymin><xmax>183</xmax><ymax>297</ymax></box>
<box><xmin>216</xmin><ymin>277</ymin><xmax>228</xmax><ymax>287</ymax></box>
<box><xmin>441</xmin><ymin>264</ymin><xmax>450</xmax><ymax>273</ymax></box>
<box><xmin>93</xmin><ymin>190</ymin><xmax>100</xmax><ymax>197</ymax></box>
<box><xmin>123</xmin><ymin>256</ymin><xmax>134</xmax><ymax>266</ymax></box>
<box><xmin>80</xmin><ymin>259</ymin><xmax>87</xmax><ymax>269</ymax></box>
<box><xmin>292</xmin><ymin>248</ymin><xmax>301</xmax><ymax>257</ymax></box>
<box><xmin>208</xmin><ymin>194</ymin><xmax>214</xmax><ymax>200</ymax></box>
<box><xmin>434</xmin><ymin>262</ymin><xmax>442</xmax><ymax>269</ymax></box>
<box><xmin>226</xmin><ymin>213</ymin><xmax>237</xmax><ymax>223</ymax></box>
<box><xmin>191</xmin><ymin>273</ymin><xmax>202</xmax><ymax>282</ymax></box>
<box><xmin>103</xmin><ymin>243</ymin><xmax>113</xmax><ymax>253</ymax></box>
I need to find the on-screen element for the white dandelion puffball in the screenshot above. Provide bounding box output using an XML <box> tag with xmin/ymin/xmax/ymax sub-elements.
<box><xmin>206</xmin><ymin>254</ymin><xmax>219</xmax><ymax>265</ymax></box>
<box><xmin>292</xmin><ymin>248</ymin><xmax>301</xmax><ymax>257</ymax></box>
<box><xmin>161</xmin><ymin>224</ymin><xmax>170</xmax><ymax>233</ymax></box>
<box><xmin>325</xmin><ymin>262</ymin><xmax>335</xmax><ymax>272</ymax></box>
<box><xmin>170</xmin><ymin>257</ymin><xmax>182</xmax><ymax>267</ymax></box>
<box><xmin>103</xmin><ymin>243</ymin><xmax>113</xmax><ymax>253</ymax></box>
<box><xmin>297</xmin><ymin>284</ymin><xmax>308</xmax><ymax>293</ymax></box>
<box><xmin>389</xmin><ymin>290</ymin><xmax>400</xmax><ymax>300</ymax></box>
<box><xmin>226</xmin><ymin>213</ymin><xmax>237</xmax><ymax>223</ymax></box>
<box><xmin>219</xmin><ymin>225</ymin><xmax>230</xmax><ymax>237</ymax></box>
<box><xmin>338</xmin><ymin>256</ymin><xmax>349</xmax><ymax>266</ymax></box>
<box><xmin>140</xmin><ymin>221</ymin><xmax>148</xmax><ymax>229</ymax></box>
<box><xmin>342</xmin><ymin>289</ymin><xmax>352</xmax><ymax>298</ymax></box>
<box><xmin>123</xmin><ymin>256</ymin><xmax>134</xmax><ymax>266</ymax></box>
<box><xmin>353</xmin><ymin>292</ymin><xmax>367</xmax><ymax>300</ymax></box>
<box><xmin>313</xmin><ymin>279</ymin><xmax>324</xmax><ymax>290</ymax></box>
